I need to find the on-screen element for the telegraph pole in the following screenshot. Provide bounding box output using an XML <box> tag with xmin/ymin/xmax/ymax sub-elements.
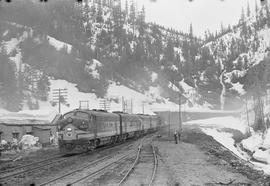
<box><xmin>179</xmin><ymin>92</ymin><xmax>182</xmax><ymax>131</ymax></box>
<box><xmin>142</xmin><ymin>101</ymin><xmax>145</xmax><ymax>114</ymax></box>
<box><xmin>79</xmin><ymin>100</ymin><xmax>89</xmax><ymax>109</ymax></box>
<box><xmin>99</xmin><ymin>99</ymin><xmax>110</xmax><ymax>111</ymax></box>
<box><xmin>122</xmin><ymin>96</ymin><xmax>126</xmax><ymax>112</ymax></box>
<box><xmin>52</xmin><ymin>88</ymin><xmax>67</xmax><ymax>114</ymax></box>
<box><xmin>244</xmin><ymin>95</ymin><xmax>250</xmax><ymax>134</ymax></box>
<box><xmin>168</xmin><ymin>110</ymin><xmax>171</xmax><ymax>136</ymax></box>
<box><xmin>130</xmin><ymin>99</ymin><xmax>133</xmax><ymax>114</ymax></box>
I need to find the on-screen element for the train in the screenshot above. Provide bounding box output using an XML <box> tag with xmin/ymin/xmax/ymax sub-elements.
<box><xmin>57</xmin><ymin>109</ymin><xmax>163</xmax><ymax>153</ymax></box>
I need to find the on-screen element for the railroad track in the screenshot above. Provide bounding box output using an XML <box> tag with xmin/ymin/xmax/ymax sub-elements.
<box><xmin>0</xmin><ymin>153</ymin><xmax>63</xmax><ymax>175</ymax></box>
<box><xmin>0</xmin><ymin>138</ymin><xmax>137</xmax><ymax>185</ymax></box>
<box><xmin>117</xmin><ymin>137</ymin><xmax>158</xmax><ymax>186</ymax></box>
<box><xmin>38</xmin><ymin>138</ymin><xmax>144</xmax><ymax>186</ymax></box>
<box><xmin>0</xmin><ymin>153</ymin><xmax>79</xmax><ymax>181</ymax></box>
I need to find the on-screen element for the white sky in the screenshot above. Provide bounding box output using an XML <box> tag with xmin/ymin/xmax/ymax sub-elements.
<box><xmin>132</xmin><ymin>0</ymin><xmax>261</xmax><ymax>37</ymax></box>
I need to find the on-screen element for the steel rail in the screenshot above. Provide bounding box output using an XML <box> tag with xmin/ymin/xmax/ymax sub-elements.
<box><xmin>148</xmin><ymin>144</ymin><xmax>158</xmax><ymax>186</ymax></box>
<box><xmin>39</xmin><ymin>140</ymin><xmax>141</xmax><ymax>186</ymax></box>
<box><xmin>117</xmin><ymin>138</ymin><xmax>145</xmax><ymax>186</ymax></box>
<box><xmin>0</xmin><ymin>154</ymin><xmax>63</xmax><ymax>175</ymax></box>
<box><xmin>69</xmin><ymin>150</ymin><xmax>136</xmax><ymax>185</ymax></box>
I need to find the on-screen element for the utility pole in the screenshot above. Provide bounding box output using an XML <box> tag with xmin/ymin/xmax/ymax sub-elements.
<box><xmin>179</xmin><ymin>92</ymin><xmax>182</xmax><ymax>131</ymax></box>
<box><xmin>79</xmin><ymin>100</ymin><xmax>89</xmax><ymax>109</ymax></box>
<box><xmin>142</xmin><ymin>101</ymin><xmax>145</xmax><ymax>114</ymax></box>
<box><xmin>130</xmin><ymin>99</ymin><xmax>133</xmax><ymax>114</ymax></box>
<box><xmin>168</xmin><ymin>110</ymin><xmax>171</xmax><ymax>137</ymax></box>
<box><xmin>245</xmin><ymin>96</ymin><xmax>250</xmax><ymax>134</ymax></box>
<box><xmin>52</xmin><ymin>88</ymin><xmax>68</xmax><ymax>114</ymax></box>
<box><xmin>122</xmin><ymin>96</ymin><xmax>126</xmax><ymax>112</ymax></box>
<box><xmin>99</xmin><ymin>99</ymin><xmax>110</xmax><ymax>111</ymax></box>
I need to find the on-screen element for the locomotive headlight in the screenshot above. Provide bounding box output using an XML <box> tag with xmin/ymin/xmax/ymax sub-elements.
<box><xmin>66</xmin><ymin>127</ymin><xmax>72</xmax><ymax>132</ymax></box>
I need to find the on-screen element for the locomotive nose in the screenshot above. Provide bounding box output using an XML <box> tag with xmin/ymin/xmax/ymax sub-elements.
<box><xmin>63</xmin><ymin>124</ymin><xmax>76</xmax><ymax>140</ymax></box>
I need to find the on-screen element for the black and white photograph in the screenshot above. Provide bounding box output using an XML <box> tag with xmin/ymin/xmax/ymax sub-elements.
<box><xmin>0</xmin><ymin>0</ymin><xmax>270</xmax><ymax>185</ymax></box>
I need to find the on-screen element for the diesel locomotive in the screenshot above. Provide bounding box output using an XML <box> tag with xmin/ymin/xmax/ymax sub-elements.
<box><xmin>57</xmin><ymin>109</ymin><xmax>162</xmax><ymax>153</ymax></box>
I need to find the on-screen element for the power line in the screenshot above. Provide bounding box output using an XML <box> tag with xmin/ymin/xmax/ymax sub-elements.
<box><xmin>52</xmin><ymin>88</ymin><xmax>68</xmax><ymax>114</ymax></box>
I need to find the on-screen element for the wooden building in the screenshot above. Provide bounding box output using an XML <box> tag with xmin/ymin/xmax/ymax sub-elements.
<box><xmin>0</xmin><ymin>113</ymin><xmax>61</xmax><ymax>145</ymax></box>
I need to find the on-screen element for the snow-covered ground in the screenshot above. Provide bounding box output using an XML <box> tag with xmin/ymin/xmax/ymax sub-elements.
<box><xmin>184</xmin><ymin>115</ymin><xmax>270</xmax><ymax>175</ymax></box>
<box><xmin>48</xmin><ymin>78</ymin><xmax>183</xmax><ymax>115</ymax></box>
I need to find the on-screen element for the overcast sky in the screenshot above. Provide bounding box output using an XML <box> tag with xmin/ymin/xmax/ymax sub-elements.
<box><xmin>132</xmin><ymin>0</ymin><xmax>261</xmax><ymax>37</ymax></box>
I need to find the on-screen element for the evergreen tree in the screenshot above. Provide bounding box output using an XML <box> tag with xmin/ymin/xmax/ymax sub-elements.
<box><xmin>0</xmin><ymin>47</ymin><xmax>22</xmax><ymax>111</ymax></box>
<box><xmin>247</xmin><ymin>2</ymin><xmax>251</xmax><ymax>17</ymax></box>
<box><xmin>36</xmin><ymin>73</ymin><xmax>50</xmax><ymax>101</ymax></box>
<box><xmin>255</xmin><ymin>0</ymin><xmax>259</xmax><ymax>14</ymax></box>
<box><xmin>96</xmin><ymin>0</ymin><xmax>103</xmax><ymax>23</ymax></box>
<box><xmin>129</xmin><ymin>0</ymin><xmax>136</xmax><ymax>35</ymax></box>
<box><xmin>189</xmin><ymin>23</ymin><xmax>193</xmax><ymax>39</ymax></box>
<box><xmin>266</xmin><ymin>4</ymin><xmax>270</xmax><ymax>27</ymax></box>
<box><xmin>138</xmin><ymin>6</ymin><xmax>146</xmax><ymax>36</ymax></box>
<box><xmin>220</xmin><ymin>22</ymin><xmax>224</xmax><ymax>33</ymax></box>
<box><xmin>165</xmin><ymin>39</ymin><xmax>174</xmax><ymax>62</ymax></box>
<box><xmin>125</xmin><ymin>0</ymin><xmax>128</xmax><ymax>17</ymax></box>
<box><xmin>240</xmin><ymin>7</ymin><xmax>245</xmax><ymax>24</ymax></box>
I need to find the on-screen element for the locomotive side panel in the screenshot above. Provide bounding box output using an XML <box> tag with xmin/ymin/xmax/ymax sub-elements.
<box><xmin>119</xmin><ymin>113</ymin><xmax>143</xmax><ymax>138</ymax></box>
<box><xmin>140</xmin><ymin>115</ymin><xmax>151</xmax><ymax>132</ymax></box>
<box><xmin>150</xmin><ymin>115</ymin><xmax>160</xmax><ymax>129</ymax></box>
<box><xmin>95</xmin><ymin>115</ymin><xmax>120</xmax><ymax>138</ymax></box>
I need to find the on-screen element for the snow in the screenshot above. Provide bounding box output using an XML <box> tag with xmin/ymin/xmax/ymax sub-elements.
<box><xmin>85</xmin><ymin>59</ymin><xmax>102</xmax><ymax>79</ymax></box>
<box><xmin>19</xmin><ymin>135</ymin><xmax>40</xmax><ymax>150</ymax></box>
<box><xmin>262</xmin><ymin>129</ymin><xmax>270</xmax><ymax>149</ymax></box>
<box><xmin>170</xmin><ymin>65</ymin><xmax>178</xmax><ymax>71</ymax></box>
<box><xmin>5</xmin><ymin>38</ymin><xmax>20</xmax><ymax>54</ymax></box>
<box><xmin>230</xmin><ymin>82</ymin><xmax>246</xmax><ymax>96</ymax></box>
<box><xmin>49</xmin><ymin>79</ymin><xmax>99</xmax><ymax>113</ymax></box>
<box><xmin>46</xmin><ymin>36</ymin><xmax>72</xmax><ymax>53</ymax></box>
<box><xmin>253</xmin><ymin>149</ymin><xmax>270</xmax><ymax>164</ymax></box>
<box><xmin>202</xmin><ymin>128</ymin><xmax>249</xmax><ymax>160</ymax></box>
<box><xmin>4</xmin><ymin>31</ymin><xmax>28</xmax><ymax>54</ymax></box>
<box><xmin>9</xmin><ymin>51</ymin><xmax>22</xmax><ymax>73</ymax></box>
<box><xmin>151</xmin><ymin>72</ymin><xmax>158</xmax><ymax>82</ymax></box>
<box><xmin>241</xmin><ymin>132</ymin><xmax>263</xmax><ymax>152</ymax></box>
<box><xmin>0</xmin><ymin>109</ymin><xmax>58</xmax><ymax>124</ymax></box>
<box><xmin>179</xmin><ymin>80</ymin><xmax>194</xmax><ymax>92</ymax></box>
<box><xmin>2</xmin><ymin>30</ymin><xmax>8</xmax><ymax>37</ymax></box>
<box><xmin>47</xmin><ymin>78</ymin><xmax>186</xmax><ymax>115</ymax></box>
<box><xmin>185</xmin><ymin>116</ymin><xmax>248</xmax><ymax>134</ymax></box>
<box><xmin>168</xmin><ymin>81</ymin><xmax>180</xmax><ymax>92</ymax></box>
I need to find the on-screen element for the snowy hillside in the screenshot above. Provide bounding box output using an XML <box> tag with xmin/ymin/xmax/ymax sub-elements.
<box><xmin>1</xmin><ymin>0</ymin><xmax>270</xmax><ymax>114</ymax></box>
<box><xmin>0</xmin><ymin>0</ymin><xmax>209</xmax><ymax>113</ymax></box>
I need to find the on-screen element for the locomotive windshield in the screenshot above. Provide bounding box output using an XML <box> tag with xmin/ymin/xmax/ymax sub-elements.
<box><xmin>74</xmin><ymin>111</ymin><xmax>89</xmax><ymax>120</ymax></box>
<box><xmin>63</xmin><ymin>112</ymin><xmax>74</xmax><ymax>119</ymax></box>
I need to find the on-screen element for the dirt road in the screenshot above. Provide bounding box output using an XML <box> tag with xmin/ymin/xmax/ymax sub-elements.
<box><xmin>153</xmin><ymin>126</ymin><xmax>270</xmax><ymax>186</ymax></box>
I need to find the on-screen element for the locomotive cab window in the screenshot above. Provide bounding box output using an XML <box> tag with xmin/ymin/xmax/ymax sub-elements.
<box><xmin>63</xmin><ymin>112</ymin><xmax>74</xmax><ymax>119</ymax></box>
<box><xmin>74</xmin><ymin>111</ymin><xmax>89</xmax><ymax>120</ymax></box>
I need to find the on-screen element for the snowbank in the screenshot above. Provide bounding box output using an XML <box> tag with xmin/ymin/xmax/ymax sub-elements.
<box><xmin>47</xmin><ymin>36</ymin><xmax>72</xmax><ymax>53</ymax></box>
<box><xmin>241</xmin><ymin>132</ymin><xmax>263</xmax><ymax>152</ymax></box>
<box><xmin>253</xmin><ymin>149</ymin><xmax>270</xmax><ymax>164</ymax></box>
<box><xmin>19</xmin><ymin>135</ymin><xmax>40</xmax><ymax>150</ymax></box>
<box><xmin>202</xmin><ymin>128</ymin><xmax>249</xmax><ymax>160</ymax></box>
<box><xmin>0</xmin><ymin>109</ymin><xmax>58</xmax><ymax>124</ymax></box>
<box><xmin>185</xmin><ymin>116</ymin><xmax>248</xmax><ymax>134</ymax></box>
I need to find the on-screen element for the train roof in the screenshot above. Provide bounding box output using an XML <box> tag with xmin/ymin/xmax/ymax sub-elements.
<box><xmin>64</xmin><ymin>109</ymin><xmax>119</xmax><ymax>118</ymax></box>
<box><xmin>63</xmin><ymin>109</ymin><xmax>159</xmax><ymax>119</ymax></box>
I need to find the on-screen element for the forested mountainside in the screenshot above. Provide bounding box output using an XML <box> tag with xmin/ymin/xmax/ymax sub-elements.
<box><xmin>0</xmin><ymin>0</ymin><xmax>269</xmax><ymax>112</ymax></box>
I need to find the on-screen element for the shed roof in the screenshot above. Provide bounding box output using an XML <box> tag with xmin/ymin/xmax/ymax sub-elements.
<box><xmin>0</xmin><ymin>110</ymin><xmax>61</xmax><ymax>126</ymax></box>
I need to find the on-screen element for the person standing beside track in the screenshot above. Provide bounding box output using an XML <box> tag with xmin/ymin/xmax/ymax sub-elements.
<box><xmin>174</xmin><ymin>130</ymin><xmax>178</xmax><ymax>144</ymax></box>
<box><xmin>177</xmin><ymin>129</ymin><xmax>182</xmax><ymax>142</ymax></box>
